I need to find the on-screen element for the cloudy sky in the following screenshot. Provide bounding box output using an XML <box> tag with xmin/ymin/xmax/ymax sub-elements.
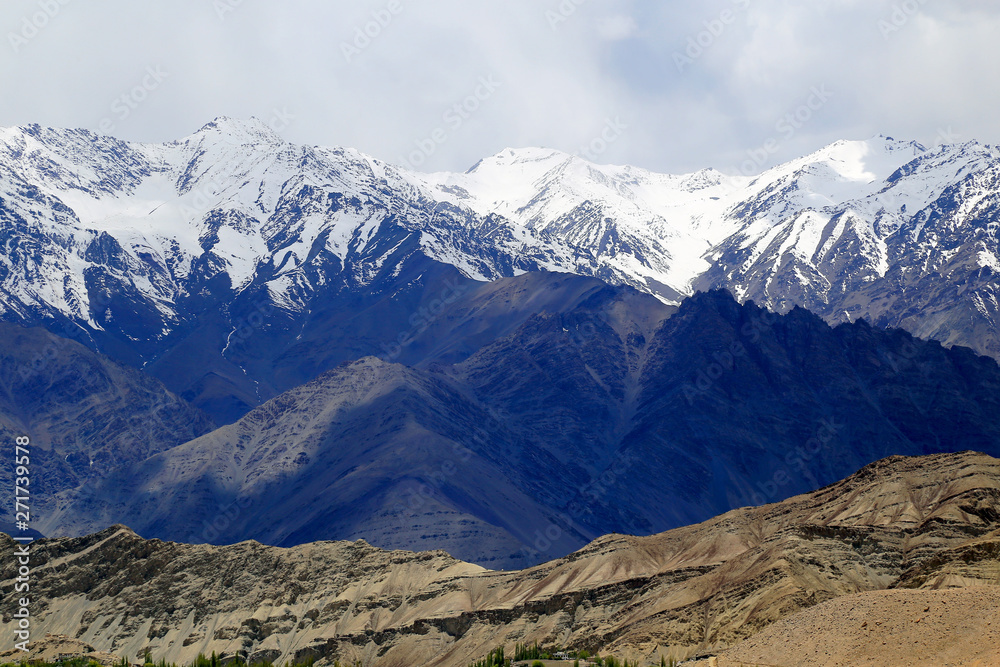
<box><xmin>2</xmin><ymin>0</ymin><xmax>998</xmax><ymax>175</ymax></box>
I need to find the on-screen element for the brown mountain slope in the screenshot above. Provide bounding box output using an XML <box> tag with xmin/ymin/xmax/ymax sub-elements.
<box><xmin>1</xmin><ymin>452</ymin><xmax>999</xmax><ymax>667</ymax></box>
<box><xmin>699</xmin><ymin>587</ymin><xmax>1000</xmax><ymax>667</ymax></box>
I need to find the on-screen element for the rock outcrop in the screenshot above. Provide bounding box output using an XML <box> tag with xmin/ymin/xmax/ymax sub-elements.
<box><xmin>0</xmin><ymin>633</ymin><xmax>127</xmax><ymax>666</ymax></box>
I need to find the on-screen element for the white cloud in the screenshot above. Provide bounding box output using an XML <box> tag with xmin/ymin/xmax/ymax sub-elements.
<box><xmin>0</xmin><ymin>0</ymin><xmax>997</xmax><ymax>175</ymax></box>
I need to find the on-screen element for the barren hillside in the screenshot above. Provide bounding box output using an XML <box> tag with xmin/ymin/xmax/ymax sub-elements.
<box><xmin>2</xmin><ymin>451</ymin><xmax>998</xmax><ymax>666</ymax></box>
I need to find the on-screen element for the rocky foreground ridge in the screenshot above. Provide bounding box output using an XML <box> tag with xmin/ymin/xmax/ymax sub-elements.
<box><xmin>2</xmin><ymin>451</ymin><xmax>999</xmax><ymax>667</ymax></box>
<box><xmin>0</xmin><ymin>633</ymin><xmax>124</xmax><ymax>666</ymax></box>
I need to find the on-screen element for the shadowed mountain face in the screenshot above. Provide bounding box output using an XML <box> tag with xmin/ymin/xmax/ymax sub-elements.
<box><xmin>2</xmin><ymin>452</ymin><xmax>999</xmax><ymax>667</ymax></box>
<box><xmin>45</xmin><ymin>276</ymin><xmax>675</xmax><ymax>568</ymax></box>
<box><xmin>112</xmin><ymin>257</ymin><xmax>659</xmax><ymax>425</ymax></box>
<box><xmin>144</xmin><ymin>257</ymin><xmax>637</xmax><ymax>424</ymax></box>
<box><xmin>0</xmin><ymin>323</ymin><xmax>215</xmax><ymax>534</ymax></box>
<box><xmin>41</xmin><ymin>286</ymin><xmax>1000</xmax><ymax>568</ymax></box>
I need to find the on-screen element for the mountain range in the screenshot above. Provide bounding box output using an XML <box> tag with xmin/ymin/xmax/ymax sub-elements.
<box><xmin>2</xmin><ymin>118</ymin><xmax>1000</xmax><ymax>665</ymax></box>
<box><xmin>1</xmin><ymin>120</ymin><xmax>998</xmax><ymax>425</ymax></box>
<box><xmin>14</xmin><ymin>278</ymin><xmax>1000</xmax><ymax>568</ymax></box>
<box><xmin>2</xmin><ymin>119</ymin><xmax>1000</xmax><ymax>588</ymax></box>
<box><xmin>0</xmin><ymin>322</ymin><xmax>214</xmax><ymax>535</ymax></box>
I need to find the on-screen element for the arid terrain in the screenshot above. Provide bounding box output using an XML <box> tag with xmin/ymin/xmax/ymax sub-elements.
<box><xmin>689</xmin><ymin>586</ymin><xmax>1000</xmax><ymax>667</ymax></box>
<box><xmin>2</xmin><ymin>451</ymin><xmax>999</xmax><ymax>666</ymax></box>
<box><xmin>0</xmin><ymin>633</ymin><xmax>122</xmax><ymax>666</ymax></box>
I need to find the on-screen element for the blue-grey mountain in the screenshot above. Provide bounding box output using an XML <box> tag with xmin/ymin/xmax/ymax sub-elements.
<box><xmin>41</xmin><ymin>284</ymin><xmax>1000</xmax><ymax>568</ymax></box>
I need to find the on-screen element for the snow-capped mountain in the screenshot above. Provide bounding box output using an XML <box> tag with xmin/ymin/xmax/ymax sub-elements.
<box><xmin>417</xmin><ymin>136</ymin><xmax>998</xmax><ymax>360</ymax></box>
<box><xmin>697</xmin><ymin>137</ymin><xmax>1000</xmax><ymax>355</ymax></box>
<box><xmin>0</xmin><ymin>118</ymin><xmax>654</xmax><ymax>346</ymax></box>
<box><xmin>410</xmin><ymin>146</ymin><xmax>744</xmax><ymax>299</ymax></box>
<box><xmin>0</xmin><ymin>119</ymin><xmax>997</xmax><ymax>420</ymax></box>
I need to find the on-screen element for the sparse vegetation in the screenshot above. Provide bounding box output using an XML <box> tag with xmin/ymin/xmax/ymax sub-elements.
<box><xmin>469</xmin><ymin>646</ymin><xmax>506</xmax><ymax>667</ymax></box>
<box><xmin>513</xmin><ymin>642</ymin><xmax>544</xmax><ymax>661</ymax></box>
<box><xmin>593</xmin><ymin>656</ymin><xmax>640</xmax><ymax>667</ymax></box>
<box><xmin>469</xmin><ymin>642</ymin><xmax>647</xmax><ymax>667</ymax></box>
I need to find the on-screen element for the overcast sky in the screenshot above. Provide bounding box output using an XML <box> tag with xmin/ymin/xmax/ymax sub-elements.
<box><xmin>2</xmin><ymin>0</ymin><xmax>998</xmax><ymax>175</ymax></box>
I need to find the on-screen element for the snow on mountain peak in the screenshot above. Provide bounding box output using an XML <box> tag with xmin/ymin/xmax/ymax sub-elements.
<box><xmin>793</xmin><ymin>136</ymin><xmax>925</xmax><ymax>183</ymax></box>
<box><xmin>481</xmin><ymin>146</ymin><xmax>571</xmax><ymax>164</ymax></box>
<box><xmin>184</xmin><ymin>116</ymin><xmax>284</xmax><ymax>146</ymax></box>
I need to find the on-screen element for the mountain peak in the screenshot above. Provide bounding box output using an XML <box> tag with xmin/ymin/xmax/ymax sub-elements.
<box><xmin>466</xmin><ymin>146</ymin><xmax>574</xmax><ymax>173</ymax></box>
<box><xmin>187</xmin><ymin>116</ymin><xmax>283</xmax><ymax>145</ymax></box>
